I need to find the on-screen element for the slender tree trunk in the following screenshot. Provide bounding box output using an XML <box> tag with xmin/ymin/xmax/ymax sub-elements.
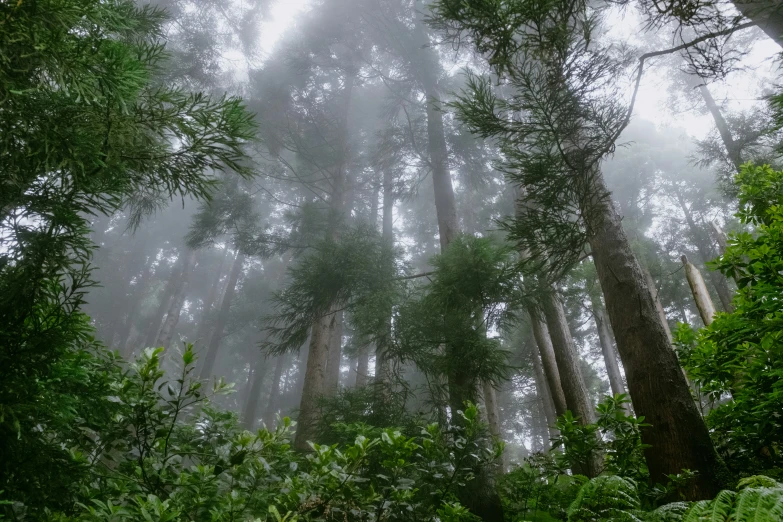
<box><xmin>698</xmin><ymin>84</ymin><xmax>743</xmax><ymax>170</ymax></box>
<box><xmin>157</xmin><ymin>251</ymin><xmax>197</xmax><ymax>349</ymax></box>
<box><xmin>643</xmin><ymin>267</ymin><xmax>674</xmax><ymax>343</ymax></box>
<box><xmin>194</xmin><ymin>249</ymin><xmax>230</xmax><ymax>344</ymax></box>
<box><xmin>530</xmin><ymin>346</ymin><xmax>559</xmax><ymax>442</ymax></box>
<box><xmin>592</xmin><ymin>301</ymin><xmax>628</xmax><ymax>400</ymax></box>
<box><xmin>119</xmin><ymin>259</ymin><xmax>153</xmax><ymax>357</ymax></box>
<box><xmin>529</xmin><ymin>312</ymin><xmax>568</xmax><ymax>417</ymax></box>
<box><xmin>354</xmin><ymin>345</ymin><xmax>369</xmax><ymax>387</ymax></box>
<box><xmin>587</xmin><ymin>173</ymin><xmax>726</xmax><ymax>499</ymax></box>
<box><xmin>539</xmin><ymin>289</ymin><xmax>601</xmax><ymax>477</ymax></box>
<box><xmin>324</xmin><ymin>310</ymin><xmax>344</xmax><ymax>395</ymax></box>
<box><xmin>482</xmin><ymin>380</ymin><xmax>505</xmax><ymax>472</ymax></box>
<box><xmin>375</xmin><ymin>167</ymin><xmax>395</xmax><ymax>390</ymax></box>
<box><xmin>242</xmin><ymin>352</ymin><xmax>268</xmax><ymax>430</ymax></box>
<box><xmin>142</xmin><ymin>253</ymin><xmax>188</xmax><ymax>350</ymax></box>
<box><xmin>198</xmin><ymin>252</ymin><xmax>245</xmax><ymax>380</ymax></box>
<box><xmin>264</xmin><ymin>354</ymin><xmax>289</xmax><ymax>429</ymax></box>
<box><xmin>413</xmin><ymin>11</ymin><xmax>503</xmax><ymax>518</ymax></box>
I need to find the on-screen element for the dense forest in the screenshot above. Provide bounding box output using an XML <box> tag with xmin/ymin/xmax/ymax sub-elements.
<box><xmin>1</xmin><ymin>0</ymin><xmax>783</xmax><ymax>520</ymax></box>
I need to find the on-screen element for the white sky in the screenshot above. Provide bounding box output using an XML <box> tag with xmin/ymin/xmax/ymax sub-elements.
<box><xmin>259</xmin><ymin>0</ymin><xmax>311</xmax><ymax>59</ymax></box>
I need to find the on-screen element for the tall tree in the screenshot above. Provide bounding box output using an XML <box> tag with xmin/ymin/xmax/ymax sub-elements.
<box><xmin>199</xmin><ymin>252</ymin><xmax>245</xmax><ymax>379</ymax></box>
<box><xmin>433</xmin><ymin>0</ymin><xmax>728</xmax><ymax>498</ymax></box>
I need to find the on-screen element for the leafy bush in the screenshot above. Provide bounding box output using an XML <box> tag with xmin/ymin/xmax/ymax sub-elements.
<box><xmin>4</xmin><ymin>344</ymin><xmax>500</xmax><ymax>520</ymax></box>
<box><xmin>675</xmin><ymin>164</ymin><xmax>783</xmax><ymax>473</ymax></box>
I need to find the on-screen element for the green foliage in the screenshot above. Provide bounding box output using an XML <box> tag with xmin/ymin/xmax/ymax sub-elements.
<box><xmin>395</xmin><ymin>235</ymin><xmax>518</xmax><ymax>408</ymax></box>
<box><xmin>567</xmin><ymin>475</ymin><xmax>642</xmax><ymax>522</ymax></box>
<box><xmin>0</xmin><ymin>0</ymin><xmax>255</xmax><ymax>514</ymax></box>
<box><xmin>675</xmin><ymin>164</ymin><xmax>783</xmax><ymax>472</ymax></box>
<box><xmin>552</xmin><ymin>395</ymin><xmax>650</xmax><ymax>482</ymax></box>
<box><xmin>4</xmin><ymin>346</ymin><xmax>493</xmax><ymax>520</ymax></box>
<box><xmin>263</xmin><ymin>224</ymin><xmax>401</xmax><ymax>354</ymax></box>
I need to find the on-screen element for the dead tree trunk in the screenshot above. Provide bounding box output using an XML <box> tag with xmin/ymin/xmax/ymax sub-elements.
<box><xmin>682</xmin><ymin>255</ymin><xmax>717</xmax><ymax>326</ymax></box>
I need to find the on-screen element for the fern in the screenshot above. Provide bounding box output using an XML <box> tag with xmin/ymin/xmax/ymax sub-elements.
<box><xmin>569</xmin><ymin>476</ymin><xmax>783</xmax><ymax>522</ymax></box>
<box><xmin>567</xmin><ymin>476</ymin><xmax>643</xmax><ymax>522</ymax></box>
<box><xmin>644</xmin><ymin>502</ymin><xmax>691</xmax><ymax>522</ymax></box>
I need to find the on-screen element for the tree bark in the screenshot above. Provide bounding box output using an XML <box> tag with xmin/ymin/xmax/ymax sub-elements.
<box><xmin>643</xmin><ymin>267</ymin><xmax>674</xmax><ymax>343</ymax></box>
<box><xmin>194</xmin><ymin>249</ymin><xmax>230</xmax><ymax>344</ymax></box>
<box><xmin>682</xmin><ymin>256</ymin><xmax>717</xmax><ymax>326</ymax></box>
<box><xmin>294</xmin><ymin>68</ymin><xmax>354</xmax><ymax>451</ymax></box>
<box><xmin>733</xmin><ymin>1</ymin><xmax>783</xmax><ymax>47</ymax></box>
<box><xmin>529</xmin><ymin>311</ymin><xmax>568</xmax><ymax>417</ymax></box>
<box><xmin>264</xmin><ymin>353</ymin><xmax>289</xmax><ymax>429</ymax></box>
<box><xmin>242</xmin><ymin>352</ymin><xmax>268</xmax><ymax>430</ymax></box>
<box><xmin>157</xmin><ymin>251</ymin><xmax>197</xmax><ymax>349</ymax></box>
<box><xmin>198</xmin><ymin>252</ymin><xmax>245</xmax><ymax>380</ymax></box>
<box><xmin>119</xmin><ymin>259</ymin><xmax>153</xmax><ymax>358</ymax></box>
<box><xmin>592</xmin><ymin>301</ymin><xmax>627</xmax><ymax>401</ymax></box>
<box><xmin>294</xmin><ymin>315</ymin><xmax>331</xmax><ymax>450</ymax></box>
<box><xmin>530</xmin><ymin>346</ymin><xmax>559</xmax><ymax>442</ymax></box>
<box><xmin>141</xmin><ymin>252</ymin><xmax>188</xmax><ymax>351</ymax></box>
<box><xmin>539</xmin><ymin>289</ymin><xmax>601</xmax><ymax>477</ymax></box>
<box><xmin>587</xmin><ymin>173</ymin><xmax>726</xmax><ymax>499</ymax></box>
<box><xmin>374</xmin><ymin>167</ymin><xmax>395</xmax><ymax>390</ymax></box>
<box><xmin>482</xmin><ymin>380</ymin><xmax>505</xmax><ymax>472</ymax></box>
<box><xmin>324</xmin><ymin>310</ymin><xmax>344</xmax><ymax>396</ymax></box>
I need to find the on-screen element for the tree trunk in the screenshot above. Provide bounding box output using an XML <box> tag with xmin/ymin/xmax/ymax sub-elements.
<box><xmin>119</xmin><ymin>259</ymin><xmax>153</xmax><ymax>357</ymax></box>
<box><xmin>592</xmin><ymin>301</ymin><xmax>628</xmax><ymax>400</ymax></box>
<box><xmin>242</xmin><ymin>352</ymin><xmax>268</xmax><ymax>430</ymax></box>
<box><xmin>324</xmin><ymin>310</ymin><xmax>344</xmax><ymax>396</ymax></box>
<box><xmin>482</xmin><ymin>380</ymin><xmax>505</xmax><ymax>472</ymax></box>
<box><xmin>733</xmin><ymin>1</ymin><xmax>783</xmax><ymax>47</ymax></box>
<box><xmin>587</xmin><ymin>173</ymin><xmax>726</xmax><ymax>499</ymax></box>
<box><xmin>294</xmin><ymin>315</ymin><xmax>331</xmax><ymax>450</ymax></box>
<box><xmin>354</xmin><ymin>345</ymin><xmax>369</xmax><ymax>387</ymax></box>
<box><xmin>294</xmin><ymin>66</ymin><xmax>355</xmax><ymax>450</ymax></box>
<box><xmin>264</xmin><ymin>354</ymin><xmax>289</xmax><ymax>429</ymax></box>
<box><xmin>413</xmin><ymin>11</ymin><xmax>504</xmax><ymax>519</ymax></box>
<box><xmin>539</xmin><ymin>289</ymin><xmax>601</xmax><ymax>477</ymax></box>
<box><xmin>375</xmin><ymin>167</ymin><xmax>395</xmax><ymax>390</ymax></box>
<box><xmin>194</xmin><ymin>249</ymin><xmax>230</xmax><ymax>344</ymax></box>
<box><xmin>675</xmin><ymin>194</ymin><xmax>734</xmax><ymax>312</ymax></box>
<box><xmin>157</xmin><ymin>251</ymin><xmax>197</xmax><ymax>349</ymax></box>
<box><xmin>643</xmin><ymin>267</ymin><xmax>674</xmax><ymax>343</ymax></box>
<box><xmin>529</xmin><ymin>311</ymin><xmax>568</xmax><ymax>417</ymax></box>
<box><xmin>142</xmin><ymin>252</ymin><xmax>188</xmax><ymax>351</ymax></box>
<box><xmin>682</xmin><ymin>256</ymin><xmax>717</xmax><ymax>326</ymax></box>
<box><xmin>698</xmin><ymin>84</ymin><xmax>743</xmax><ymax>170</ymax></box>
<box><xmin>198</xmin><ymin>252</ymin><xmax>245</xmax><ymax>380</ymax></box>
<box><xmin>530</xmin><ymin>346</ymin><xmax>559</xmax><ymax>442</ymax></box>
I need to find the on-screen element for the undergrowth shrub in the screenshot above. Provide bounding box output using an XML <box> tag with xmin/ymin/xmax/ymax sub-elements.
<box><xmin>8</xmin><ymin>345</ymin><xmax>501</xmax><ymax>521</ymax></box>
